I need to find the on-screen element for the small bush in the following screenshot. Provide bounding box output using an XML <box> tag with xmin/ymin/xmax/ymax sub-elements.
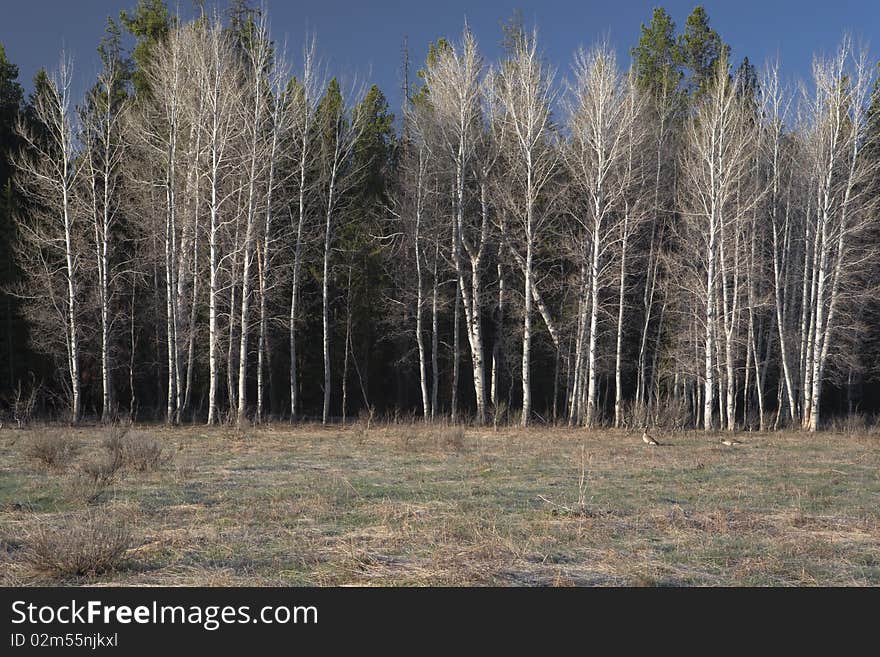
<box><xmin>66</xmin><ymin>454</ymin><xmax>125</xmax><ymax>504</ymax></box>
<box><xmin>24</xmin><ymin>433</ymin><xmax>80</xmax><ymax>471</ymax></box>
<box><xmin>101</xmin><ymin>426</ymin><xmax>126</xmax><ymax>459</ymax></box>
<box><xmin>125</xmin><ymin>433</ymin><xmax>169</xmax><ymax>472</ymax></box>
<box><xmin>438</xmin><ymin>426</ymin><xmax>465</xmax><ymax>453</ymax></box>
<box><xmin>21</xmin><ymin>514</ymin><xmax>132</xmax><ymax>577</ymax></box>
<box><xmin>173</xmin><ymin>458</ymin><xmax>197</xmax><ymax>482</ymax></box>
<box><xmin>103</xmin><ymin>429</ymin><xmax>169</xmax><ymax>473</ymax></box>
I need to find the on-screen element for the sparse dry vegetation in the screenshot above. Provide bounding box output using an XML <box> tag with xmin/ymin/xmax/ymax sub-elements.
<box><xmin>24</xmin><ymin>433</ymin><xmax>80</xmax><ymax>471</ymax></box>
<box><xmin>103</xmin><ymin>428</ymin><xmax>170</xmax><ymax>473</ymax></box>
<box><xmin>66</xmin><ymin>455</ymin><xmax>124</xmax><ymax>505</ymax></box>
<box><xmin>20</xmin><ymin>512</ymin><xmax>132</xmax><ymax>577</ymax></box>
<box><xmin>1</xmin><ymin>423</ymin><xmax>878</xmax><ymax>586</ymax></box>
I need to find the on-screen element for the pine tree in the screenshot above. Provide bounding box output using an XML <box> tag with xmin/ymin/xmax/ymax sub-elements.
<box><xmin>734</xmin><ymin>56</ymin><xmax>759</xmax><ymax>109</ymax></box>
<box><xmin>0</xmin><ymin>43</ymin><xmax>25</xmax><ymax>393</ymax></box>
<box><xmin>412</xmin><ymin>38</ymin><xmax>452</xmax><ymax>103</ymax></box>
<box><xmin>677</xmin><ymin>5</ymin><xmax>730</xmax><ymax>100</ymax></box>
<box><xmin>338</xmin><ymin>85</ymin><xmax>395</xmax><ymax>418</ymax></box>
<box><xmin>631</xmin><ymin>7</ymin><xmax>682</xmax><ymax>103</ymax></box>
<box><xmin>120</xmin><ymin>0</ymin><xmax>172</xmax><ymax>98</ymax></box>
<box><xmin>862</xmin><ymin>62</ymin><xmax>880</xmax><ymax>383</ymax></box>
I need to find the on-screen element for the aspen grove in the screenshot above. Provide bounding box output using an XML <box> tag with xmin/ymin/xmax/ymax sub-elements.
<box><xmin>2</xmin><ymin>3</ymin><xmax>880</xmax><ymax>432</ymax></box>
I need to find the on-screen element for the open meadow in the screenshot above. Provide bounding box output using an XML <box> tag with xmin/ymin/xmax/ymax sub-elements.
<box><xmin>1</xmin><ymin>422</ymin><xmax>878</xmax><ymax>586</ymax></box>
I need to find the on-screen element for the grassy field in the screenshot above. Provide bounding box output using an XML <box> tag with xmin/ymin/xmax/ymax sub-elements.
<box><xmin>1</xmin><ymin>422</ymin><xmax>878</xmax><ymax>586</ymax></box>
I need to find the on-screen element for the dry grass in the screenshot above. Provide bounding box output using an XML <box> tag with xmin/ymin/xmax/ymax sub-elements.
<box><xmin>24</xmin><ymin>432</ymin><xmax>80</xmax><ymax>471</ymax></box>
<box><xmin>65</xmin><ymin>454</ymin><xmax>125</xmax><ymax>505</ymax></box>
<box><xmin>103</xmin><ymin>428</ymin><xmax>170</xmax><ymax>472</ymax></box>
<box><xmin>1</xmin><ymin>423</ymin><xmax>878</xmax><ymax>586</ymax></box>
<box><xmin>19</xmin><ymin>512</ymin><xmax>132</xmax><ymax>577</ymax></box>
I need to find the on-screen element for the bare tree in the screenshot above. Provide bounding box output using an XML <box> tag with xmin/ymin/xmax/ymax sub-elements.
<box><xmin>635</xmin><ymin>72</ymin><xmax>679</xmax><ymax>415</ymax></box>
<box><xmin>187</xmin><ymin>19</ymin><xmax>245</xmax><ymax>424</ymax></box>
<box><xmin>613</xmin><ymin>73</ymin><xmax>650</xmax><ymax>428</ymax></box>
<box><xmin>255</xmin><ymin>44</ymin><xmax>293</xmax><ymax>424</ymax></box>
<box><xmin>235</xmin><ymin>14</ymin><xmax>274</xmax><ymax>425</ymax></box>
<box><xmin>316</xmin><ymin>78</ymin><xmax>366</xmax><ymax>425</ymax></box>
<box><xmin>799</xmin><ymin>39</ymin><xmax>878</xmax><ymax>431</ymax></box>
<box><xmin>564</xmin><ymin>44</ymin><xmax>641</xmax><ymax>427</ymax></box>
<box><xmin>423</xmin><ymin>27</ymin><xmax>491</xmax><ymax>424</ymax></box>
<box><xmin>494</xmin><ymin>28</ymin><xmax>558</xmax><ymax>426</ymax></box>
<box><xmin>676</xmin><ymin>57</ymin><xmax>756</xmax><ymax>430</ymax></box>
<box><xmin>13</xmin><ymin>53</ymin><xmax>83</xmax><ymax>423</ymax></box>
<box><xmin>82</xmin><ymin>43</ymin><xmax>128</xmax><ymax>423</ymax></box>
<box><xmin>288</xmin><ymin>37</ymin><xmax>322</xmax><ymax>422</ymax></box>
<box><xmin>132</xmin><ymin>24</ymin><xmax>191</xmax><ymax>423</ymax></box>
<box><xmin>394</xmin><ymin>97</ymin><xmax>438</xmax><ymax>419</ymax></box>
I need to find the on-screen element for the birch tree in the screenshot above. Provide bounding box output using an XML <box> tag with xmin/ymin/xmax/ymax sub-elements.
<box><xmin>676</xmin><ymin>57</ymin><xmax>755</xmax><ymax>430</ymax></box>
<box><xmin>13</xmin><ymin>56</ymin><xmax>83</xmax><ymax>423</ymax></box>
<box><xmin>799</xmin><ymin>39</ymin><xmax>878</xmax><ymax>431</ymax></box>
<box><xmin>565</xmin><ymin>44</ymin><xmax>641</xmax><ymax>427</ymax></box>
<box><xmin>133</xmin><ymin>24</ymin><xmax>189</xmax><ymax>423</ymax></box>
<box><xmin>255</xmin><ymin>45</ymin><xmax>293</xmax><ymax>423</ymax></box>
<box><xmin>189</xmin><ymin>19</ymin><xmax>244</xmax><ymax>424</ymax></box>
<box><xmin>396</xmin><ymin>97</ymin><xmax>437</xmax><ymax>419</ymax></box>
<box><xmin>759</xmin><ymin>61</ymin><xmax>800</xmax><ymax>425</ymax></box>
<box><xmin>235</xmin><ymin>14</ymin><xmax>274</xmax><ymax>425</ymax></box>
<box><xmin>423</xmin><ymin>27</ymin><xmax>491</xmax><ymax>424</ymax></box>
<box><xmin>288</xmin><ymin>37</ymin><xmax>322</xmax><ymax>422</ymax></box>
<box><xmin>316</xmin><ymin>78</ymin><xmax>365</xmax><ymax>425</ymax></box>
<box><xmin>494</xmin><ymin>28</ymin><xmax>558</xmax><ymax>426</ymax></box>
<box><xmin>81</xmin><ymin>28</ymin><xmax>129</xmax><ymax>422</ymax></box>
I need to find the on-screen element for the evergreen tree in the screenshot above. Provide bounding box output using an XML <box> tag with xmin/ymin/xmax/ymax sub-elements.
<box><xmin>631</xmin><ymin>7</ymin><xmax>682</xmax><ymax>103</ymax></box>
<box><xmin>353</xmin><ymin>86</ymin><xmax>395</xmax><ymax>208</ymax></box>
<box><xmin>0</xmin><ymin>43</ymin><xmax>24</xmax><ymax>393</ymax></box>
<box><xmin>864</xmin><ymin>62</ymin><xmax>880</xmax><ymax>170</ymax></box>
<box><xmin>97</xmin><ymin>17</ymin><xmax>133</xmax><ymax>103</ymax></box>
<box><xmin>339</xmin><ymin>85</ymin><xmax>396</xmax><ymax>415</ymax></box>
<box><xmin>734</xmin><ymin>57</ymin><xmax>758</xmax><ymax>97</ymax></box>
<box><xmin>862</xmin><ymin>62</ymin><xmax>880</xmax><ymax>381</ymax></box>
<box><xmin>677</xmin><ymin>5</ymin><xmax>730</xmax><ymax>100</ymax></box>
<box><xmin>412</xmin><ymin>38</ymin><xmax>451</xmax><ymax>103</ymax></box>
<box><xmin>120</xmin><ymin>0</ymin><xmax>172</xmax><ymax>98</ymax></box>
<box><xmin>0</xmin><ymin>44</ymin><xmax>23</xmax><ymax>187</ymax></box>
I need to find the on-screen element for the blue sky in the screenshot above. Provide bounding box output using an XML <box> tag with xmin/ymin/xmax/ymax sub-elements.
<box><xmin>1</xmin><ymin>0</ymin><xmax>878</xmax><ymax>115</ymax></box>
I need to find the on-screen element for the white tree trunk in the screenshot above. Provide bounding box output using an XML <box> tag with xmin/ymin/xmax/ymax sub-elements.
<box><xmin>413</xmin><ymin>157</ymin><xmax>430</xmax><ymax>419</ymax></box>
<box><xmin>322</xmin><ymin>175</ymin><xmax>337</xmax><ymax>425</ymax></box>
<box><xmin>585</xmin><ymin>213</ymin><xmax>602</xmax><ymax>427</ymax></box>
<box><xmin>613</xmin><ymin>214</ymin><xmax>628</xmax><ymax>428</ymax></box>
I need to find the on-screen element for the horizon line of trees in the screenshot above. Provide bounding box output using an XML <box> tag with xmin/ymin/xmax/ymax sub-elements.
<box><xmin>1</xmin><ymin>2</ymin><xmax>879</xmax><ymax>432</ymax></box>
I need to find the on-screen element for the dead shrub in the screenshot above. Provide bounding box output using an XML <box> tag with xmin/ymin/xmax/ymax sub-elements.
<box><xmin>103</xmin><ymin>429</ymin><xmax>169</xmax><ymax>473</ymax></box>
<box><xmin>173</xmin><ymin>458</ymin><xmax>197</xmax><ymax>482</ymax></box>
<box><xmin>650</xmin><ymin>398</ymin><xmax>692</xmax><ymax>433</ymax></box>
<box><xmin>66</xmin><ymin>453</ymin><xmax>125</xmax><ymax>504</ymax></box>
<box><xmin>123</xmin><ymin>433</ymin><xmax>168</xmax><ymax>472</ymax></box>
<box><xmin>356</xmin><ymin>406</ymin><xmax>376</xmax><ymax>444</ymax></box>
<box><xmin>101</xmin><ymin>426</ymin><xmax>126</xmax><ymax>457</ymax></box>
<box><xmin>397</xmin><ymin>427</ymin><xmax>418</xmax><ymax>451</ymax></box>
<box><xmin>24</xmin><ymin>433</ymin><xmax>80</xmax><ymax>470</ymax></box>
<box><xmin>21</xmin><ymin>514</ymin><xmax>132</xmax><ymax>577</ymax></box>
<box><xmin>438</xmin><ymin>426</ymin><xmax>465</xmax><ymax>453</ymax></box>
<box><xmin>393</xmin><ymin>425</ymin><xmax>466</xmax><ymax>453</ymax></box>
